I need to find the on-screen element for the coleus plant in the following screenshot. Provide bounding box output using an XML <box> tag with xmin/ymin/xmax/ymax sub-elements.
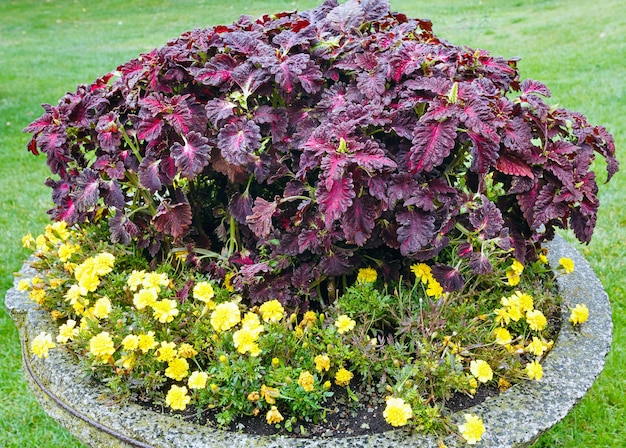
<box><xmin>25</xmin><ymin>0</ymin><xmax>618</xmax><ymax>309</ymax></box>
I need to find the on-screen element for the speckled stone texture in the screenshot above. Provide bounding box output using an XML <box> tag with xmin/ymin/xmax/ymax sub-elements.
<box><xmin>6</xmin><ymin>234</ymin><xmax>611</xmax><ymax>448</ymax></box>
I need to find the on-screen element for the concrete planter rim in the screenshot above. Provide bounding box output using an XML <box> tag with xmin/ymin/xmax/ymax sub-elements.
<box><xmin>6</xmin><ymin>234</ymin><xmax>612</xmax><ymax>448</ymax></box>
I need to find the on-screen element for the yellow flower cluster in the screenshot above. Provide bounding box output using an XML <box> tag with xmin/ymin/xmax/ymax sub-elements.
<box><xmin>410</xmin><ymin>263</ymin><xmax>444</xmax><ymax>298</ymax></box>
<box><xmin>459</xmin><ymin>413</ymin><xmax>485</xmax><ymax>444</ymax></box>
<box><xmin>505</xmin><ymin>259</ymin><xmax>524</xmax><ymax>286</ymax></box>
<box><xmin>569</xmin><ymin>303</ymin><xmax>589</xmax><ymax>325</ymax></box>
<box><xmin>356</xmin><ymin>267</ymin><xmax>378</xmax><ymax>284</ymax></box>
<box><xmin>383</xmin><ymin>396</ymin><xmax>413</xmax><ymax>427</ymax></box>
<box><xmin>558</xmin><ymin>257</ymin><xmax>575</xmax><ymax>274</ymax></box>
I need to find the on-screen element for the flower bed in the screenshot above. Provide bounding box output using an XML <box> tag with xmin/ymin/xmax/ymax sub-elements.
<box><xmin>6</xmin><ymin>235</ymin><xmax>611</xmax><ymax>447</ymax></box>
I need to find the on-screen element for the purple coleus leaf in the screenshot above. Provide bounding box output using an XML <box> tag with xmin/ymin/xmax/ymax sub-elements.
<box><xmin>341</xmin><ymin>195</ymin><xmax>378</xmax><ymax>246</ymax></box>
<box><xmin>71</xmin><ymin>169</ymin><xmax>100</xmax><ymax>212</ymax></box>
<box><xmin>396</xmin><ymin>209</ymin><xmax>436</xmax><ymax>256</ymax></box>
<box><xmin>469</xmin><ymin>197</ymin><xmax>505</xmax><ymax>239</ymax></box>
<box><xmin>191</xmin><ymin>54</ymin><xmax>239</xmax><ymax>87</ymax></box>
<box><xmin>217</xmin><ymin>118</ymin><xmax>262</xmax><ymax>166</ymax></box>
<box><xmin>109</xmin><ymin>210</ymin><xmax>140</xmax><ymax>245</ymax></box>
<box><xmin>205</xmin><ymin>98</ymin><xmax>237</xmax><ymax>127</ymax></box>
<box><xmin>431</xmin><ymin>264</ymin><xmax>465</xmax><ymax>292</ymax></box>
<box><xmin>95</xmin><ymin>112</ymin><xmax>122</xmax><ymax>152</ymax></box>
<box><xmin>170</xmin><ymin>131</ymin><xmax>211</xmax><ymax>178</ymax></box>
<box><xmin>409</xmin><ymin>119</ymin><xmax>458</xmax><ymax>173</ymax></box>
<box><xmin>152</xmin><ymin>198</ymin><xmax>193</xmax><ymax>240</ymax></box>
<box><xmin>246</xmin><ymin>197</ymin><xmax>279</xmax><ymax>238</ymax></box>
<box><xmin>316</xmin><ymin>174</ymin><xmax>356</xmax><ymax>229</ymax></box>
<box><xmin>229</xmin><ymin>192</ymin><xmax>253</xmax><ymax>225</ymax></box>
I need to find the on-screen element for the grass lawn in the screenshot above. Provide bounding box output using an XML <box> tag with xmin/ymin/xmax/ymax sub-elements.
<box><xmin>1</xmin><ymin>1</ymin><xmax>623</xmax><ymax>446</ymax></box>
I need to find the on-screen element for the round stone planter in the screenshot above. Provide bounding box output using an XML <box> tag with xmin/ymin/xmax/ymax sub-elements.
<box><xmin>6</xmin><ymin>234</ymin><xmax>611</xmax><ymax>448</ymax></box>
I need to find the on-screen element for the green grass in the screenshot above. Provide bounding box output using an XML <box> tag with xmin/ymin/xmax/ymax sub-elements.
<box><xmin>1</xmin><ymin>0</ymin><xmax>623</xmax><ymax>446</ymax></box>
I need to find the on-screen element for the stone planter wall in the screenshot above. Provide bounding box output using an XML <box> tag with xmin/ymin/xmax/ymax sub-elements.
<box><xmin>5</xmin><ymin>234</ymin><xmax>612</xmax><ymax>448</ymax></box>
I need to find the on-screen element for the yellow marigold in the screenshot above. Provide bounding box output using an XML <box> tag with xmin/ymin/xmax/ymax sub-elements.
<box><xmin>152</xmin><ymin>299</ymin><xmax>179</xmax><ymax>323</ymax></box>
<box><xmin>383</xmin><ymin>396</ymin><xmax>413</xmax><ymax>427</ymax></box>
<box><xmin>241</xmin><ymin>312</ymin><xmax>264</xmax><ymax>336</ymax></box>
<box><xmin>505</xmin><ymin>259</ymin><xmax>524</xmax><ymax>286</ymax></box>
<box><xmin>426</xmin><ymin>278</ymin><xmax>444</xmax><ymax>298</ymax></box>
<box><xmin>133</xmin><ymin>287</ymin><xmax>158</xmax><ymax>310</ymax></box>
<box><xmin>142</xmin><ymin>271</ymin><xmax>169</xmax><ymax>290</ymax></box>
<box><xmin>525</xmin><ymin>360</ymin><xmax>543</xmax><ymax>380</ymax></box>
<box><xmin>56</xmin><ymin>319</ymin><xmax>78</xmax><ymax>344</ymax></box>
<box><xmin>49</xmin><ymin>221</ymin><xmax>70</xmax><ymax>240</ymax></box>
<box><xmin>459</xmin><ymin>413</ymin><xmax>485</xmax><ymax>445</ymax></box>
<box><xmin>65</xmin><ymin>284</ymin><xmax>86</xmax><ymax>304</ymax></box>
<box><xmin>165</xmin><ymin>358</ymin><xmax>189</xmax><ymax>381</ymax></box>
<box><xmin>492</xmin><ymin>327</ymin><xmax>513</xmax><ymax>345</ymax></box>
<box><xmin>233</xmin><ymin>327</ymin><xmax>261</xmax><ymax>356</ymax></box>
<box><xmin>356</xmin><ymin>267</ymin><xmax>377</xmax><ymax>284</ymax></box>
<box><xmin>193</xmin><ymin>281</ymin><xmax>215</xmax><ymax>305</ymax></box>
<box><xmin>116</xmin><ymin>353</ymin><xmax>136</xmax><ymax>371</ymax></box>
<box><xmin>261</xmin><ymin>384</ymin><xmax>280</xmax><ymax>404</ymax></box>
<box><xmin>507</xmin><ymin>304</ymin><xmax>523</xmax><ymax>322</ymax></box>
<box><xmin>126</xmin><ymin>270</ymin><xmax>146</xmax><ymax>291</ymax></box>
<box><xmin>31</xmin><ymin>332</ymin><xmax>56</xmax><ymax>358</ymax></box>
<box><xmin>58</xmin><ymin>243</ymin><xmax>79</xmax><ymax>262</ymax></box>
<box><xmin>559</xmin><ymin>257</ymin><xmax>575</xmax><ymax>274</ymax></box>
<box><xmin>525</xmin><ymin>310</ymin><xmax>547</xmax><ymax>331</ymax></box>
<box><xmin>188</xmin><ymin>371</ymin><xmax>209</xmax><ymax>389</ymax></box>
<box><xmin>89</xmin><ymin>332</ymin><xmax>115</xmax><ymax>360</ymax></box>
<box><xmin>335</xmin><ymin>367</ymin><xmax>353</xmax><ymax>386</ymax></box>
<box><xmin>259</xmin><ymin>299</ymin><xmax>285</xmax><ymax>323</ymax></box>
<box><xmin>498</xmin><ymin>377</ymin><xmax>512</xmax><ymax>392</ymax></box>
<box><xmin>93</xmin><ymin>296</ymin><xmax>112</xmax><ymax>319</ymax></box>
<box><xmin>29</xmin><ymin>289</ymin><xmax>46</xmax><ymax>305</ymax></box>
<box><xmin>49</xmin><ymin>278</ymin><xmax>64</xmax><ymax>289</ymax></box>
<box><xmin>266</xmin><ymin>406</ymin><xmax>284</xmax><ymax>424</ymax></box>
<box><xmin>314</xmin><ymin>354</ymin><xmax>331</xmax><ymax>372</ymax></box>
<box><xmin>299</xmin><ymin>311</ymin><xmax>317</xmax><ymax>329</ymax></box>
<box><xmin>210</xmin><ymin>302</ymin><xmax>241</xmax><ymax>332</ymax></box>
<box><xmin>511</xmin><ymin>291</ymin><xmax>534</xmax><ymax>312</ymax></box>
<box><xmin>165</xmin><ymin>385</ymin><xmax>190</xmax><ymax>411</ymax></box>
<box><xmin>35</xmin><ymin>234</ymin><xmax>50</xmax><ymax>253</ymax></box>
<box><xmin>410</xmin><ymin>263</ymin><xmax>432</xmax><ymax>283</ymax></box>
<box><xmin>17</xmin><ymin>279</ymin><xmax>31</xmax><ymax>291</ymax></box>
<box><xmin>137</xmin><ymin>331</ymin><xmax>158</xmax><ymax>353</ymax></box>
<box><xmin>177</xmin><ymin>343</ymin><xmax>198</xmax><ymax>358</ymax></box>
<box><xmin>538</xmin><ymin>253</ymin><xmax>549</xmax><ymax>264</ymax></box>
<box><xmin>156</xmin><ymin>341</ymin><xmax>178</xmax><ymax>362</ymax></box>
<box><xmin>470</xmin><ymin>360</ymin><xmax>493</xmax><ymax>383</ymax></box>
<box><xmin>526</xmin><ymin>336</ymin><xmax>548</xmax><ymax>357</ymax></box>
<box><xmin>93</xmin><ymin>252</ymin><xmax>115</xmax><ymax>276</ymax></box>
<box><xmin>22</xmin><ymin>232</ymin><xmax>35</xmax><ymax>249</ymax></box>
<box><xmin>569</xmin><ymin>303</ymin><xmax>589</xmax><ymax>325</ymax></box>
<box><xmin>121</xmin><ymin>334</ymin><xmax>140</xmax><ymax>351</ymax></box>
<box><xmin>335</xmin><ymin>315</ymin><xmax>356</xmax><ymax>334</ymax></box>
<box><xmin>298</xmin><ymin>371</ymin><xmax>315</xmax><ymax>392</ymax></box>
<box><xmin>223</xmin><ymin>272</ymin><xmax>235</xmax><ymax>292</ymax></box>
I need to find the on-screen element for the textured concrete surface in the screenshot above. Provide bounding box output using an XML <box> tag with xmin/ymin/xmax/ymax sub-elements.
<box><xmin>6</xmin><ymin>234</ymin><xmax>612</xmax><ymax>447</ymax></box>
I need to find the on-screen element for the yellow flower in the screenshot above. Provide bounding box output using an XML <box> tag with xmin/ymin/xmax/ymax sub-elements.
<box><xmin>538</xmin><ymin>253</ymin><xmax>549</xmax><ymax>264</ymax></box>
<box><xmin>410</xmin><ymin>263</ymin><xmax>432</xmax><ymax>283</ymax></box>
<box><xmin>241</xmin><ymin>312</ymin><xmax>264</xmax><ymax>336</ymax></box>
<box><xmin>260</xmin><ymin>384</ymin><xmax>280</xmax><ymax>404</ymax></box>
<box><xmin>49</xmin><ymin>221</ymin><xmax>70</xmax><ymax>240</ymax></box>
<box><xmin>93</xmin><ymin>252</ymin><xmax>115</xmax><ymax>276</ymax></box>
<box><xmin>493</xmin><ymin>327</ymin><xmax>513</xmax><ymax>345</ymax></box>
<box><xmin>511</xmin><ymin>291</ymin><xmax>534</xmax><ymax>312</ymax></box>
<box><xmin>57</xmin><ymin>243</ymin><xmax>79</xmax><ymax>262</ymax></box>
<box><xmin>383</xmin><ymin>396</ymin><xmax>413</xmax><ymax>427</ymax></box>
<box><xmin>152</xmin><ymin>299</ymin><xmax>179</xmax><ymax>323</ymax></box>
<box><xmin>93</xmin><ymin>296</ymin><xmax>112</xmax><ymax>319</ymax></box>
<box><xmin>299</xmin><ymin>311</ymin><xmax>317</xmax><ymax>329</ymax></box>
<box><xmin>17</xmin><ymin>279</ymin><xmax>31</xmax><ymax>291</ymax></box>
<box><xmin>506</xmin><ymin>259</ymin><xmax>524</xmax><ymax>286</ymax></box>
<box><xmin>569</xmin><ymin>303</ymin><xmax>589</xmax><ymax>325</ymax></box>
<box><xmin>193</xmin><ymin>281</ymin><xmax>215</xmax><ymax>306</ymax></box>
<box><xmin>29</xmin><ymin>289</ymin><xmax>46</xmax><ymax>305</ymax></box>
<box><xmin>133</xmin><ymin>288</ymin><xmax>158</xmax><ymax>310</ymax></box>
<box><xmin>165</xmin><ymin>358</ymin><xmax>189</xmax><ymax>381</ymax></box>
<box><xmin>22</xmin><ymin>232</ymin><xmax>35</xmax><ymax>249</ymax></box>
<box><xmin>142</xmin><ymin>271</ymin><xmax>169</xmax><ymax>290</ymax></box>
<box><xmin>233</xmin><ymin>327</ymin><xmax>261</xmax><ymax>356</ymax></box>
<box><xmin>470</xmin><ymin>359</ymin><xmax>493</xmax><ymax>383</ymax></box>
<box><xmin>188</xmin><ymin>371</ymin><xmax>209</xmax><ymax>389</ymax></box>
<box><xmin>121</xmin><ymin>334</ymin><xmax>140</xmax><ymax>351</ymax></box>
<box><xmin>137</xmin><ymin>331</ymin><xmax>158</xmax><ymax>353</ymax></box>
<box><xmin>89</xmin><ymin>332</ymin><xmax>115</xmax><ymax>361</ymax></box>
<box><xmin>526</xmin><ymin>336</ymin><xmax>548</xmax><ymax>357</ymax></box>
<box><xmin>459</xmin><ymin>413</ymin><xmax>485</xmax><ymax>445</ymax></box>
<box><xmin>525</xmin><ymin>360</ymin><xmax>544</xmax><ymax>380</ymax></box>
<box><xmin>507</xmin><ymin>304</ymin><xmax>523</xmax><ymax>322</ymax></box>
<box><xmin>357</xmin><ymin>267</ymin><xmax>378</xmax><ymax>284</ymax></box>
<box><xmin>426</xmin><ymin>278</ymin><xmax>444</xmax><ymax>298</ymax></box>
<box><xmin>559</xmin><ymin>257</ymin><xmax>575</xmax><ymax>273</ymax></box>
<box><xmin>335</xmin><ymin>367</ymin><xmax>354</xmax><ymax>386</ymax></box>
<box><xmin>126</xmin><ymin>270</ymin><xmax>146</xmax><ymax>291</ymax></box>
<box><xmin>210</xmin><ymin>302</ymin><xmax>241</xmax><ymax>332</ymax></box>
<box><xmin>117</xmin><ymin>354</ymin><xmax>136</xmax><ymax>371</ymax></box>
<box><xmin>266</xmin><ymin>406</ymin><xmax>284</xmax><ymax>424</ymax></box>
<box><xmin>525</xmin><ymin>309</ymin><xmax>547</xmax><ymax>331</ymax></box>
<box><xmin>165</xmin><ymin>385</ymin><xmax>191</xmax><ymax>411</ymax></box>
<box><xmin>178</xmin><ymin>343</ymin><xmax>198</xmax><ymax>358</ymax></box>
<box><xmin>223</xmin><ymin>272</ymin><xmax>235</xmax><ymax>292</ymax></box>
<box><xmin>498</xmin><ymin>377</ymin><xmax>512</xmax><ymax>392</ymax></box>
<box><xmin>56</xmin><ymin>319</ymin><xmax>78</xmax><ymax>343</ymax></box>
<box><xmin>31</xmin><ymin>332</ymin><xmax>56</xmax><ymax>358</ymax></box>
<box><xmin>335</xmin><ymin>315</ymin><xmax>356</xmax><ymax>334</ymax></box>
<box><xmin>156</xmin><ymin>341</ymin><xmax>178</xmax><ymax>362</ymax></box>
<box><xmin>259</xmin><ymin>299</ymin><xmax>285</xmax><ymax>323</ymax></box>
<box><xmin>298</xmin><ymin>371</ymin><xmax>315</xmax><ymax>392</ymax></box>
<box><xmin>314</xmin><ymin>354</ymin><xmax>331</xmax><ymax>372</ymax></box>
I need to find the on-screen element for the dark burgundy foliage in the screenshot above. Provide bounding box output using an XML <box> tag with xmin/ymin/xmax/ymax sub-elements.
<box><xmin>25</xmin><ymin>0</ymin><xmax>618</xmax><ymax>308</ymax></box>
